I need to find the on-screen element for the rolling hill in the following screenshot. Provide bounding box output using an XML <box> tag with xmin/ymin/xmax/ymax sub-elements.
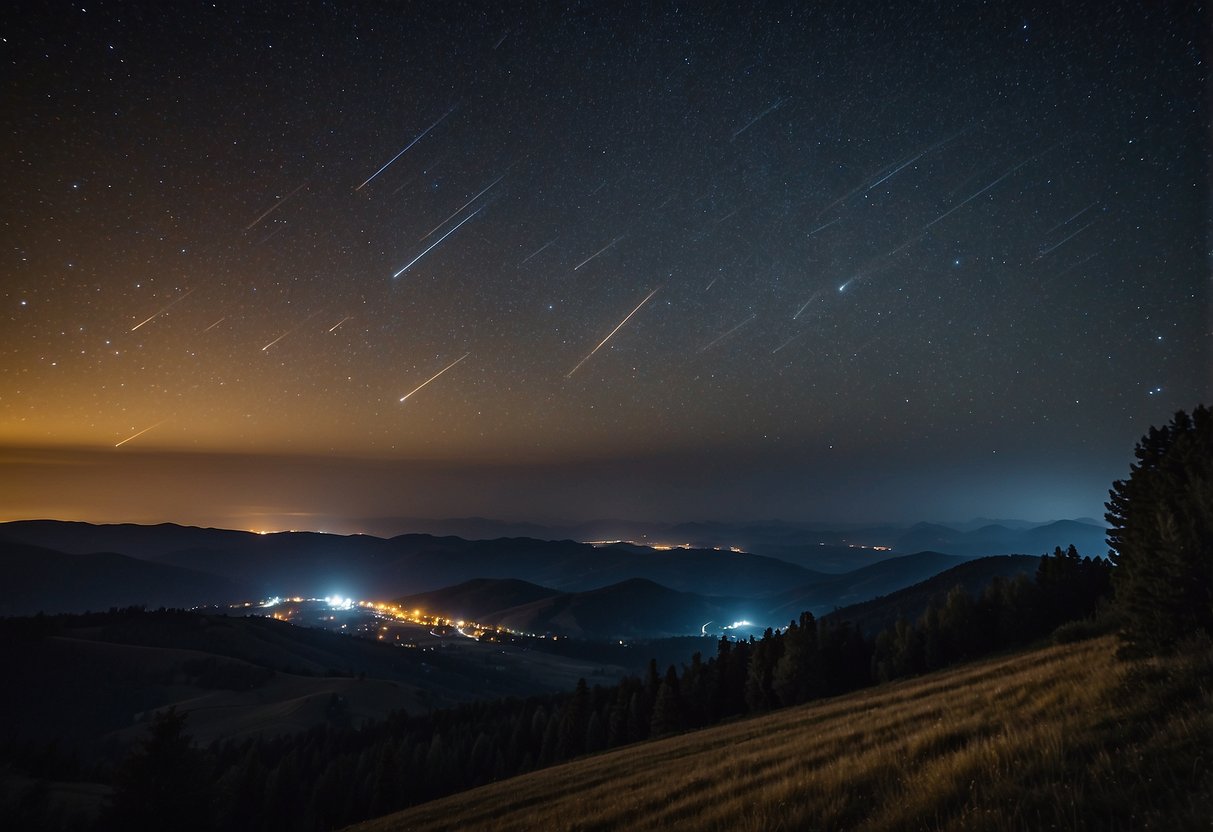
<box><xmin>821</xmin><ymin>554</ymin><xmax>1043</xmax><ymax>634</ymax></box>
<box><xmin>763</xmin><ymin>550</ymin><xmax>969</xmax><ymax>623</ymax></box>
<box><xmin>0</xmin><ymin>539</ymin><xmax>243</xmax><ymax>615</ymax></box>
<box><xmin>0</xmin><ymin>608</ymin><xmax>628</xmax><ymax>760</ymax></box>
<box><xmin>348</xmin><ymin>636</ymin><xmax>1212</xmax><ymax>831</ymax></box>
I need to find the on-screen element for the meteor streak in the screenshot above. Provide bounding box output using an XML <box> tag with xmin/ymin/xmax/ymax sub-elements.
<box><xmin>393</xmin><ymin>207</ymin><xmax>482</xmax><ymax>278</ymax></box>
<box><xmin>399</xmin><ymin>353</ymin><xmax>470</xmax><ymax>402</ymax></box>
<box><xmin>566</xmin><ymin>288</ymin><xmax>659</xmax><ymax>378</ymax></box>
<box><xmin>1046</xmin><ymin>201</ymin><xmax>1098</xmax><ymax>234</ymax></box>
<box><xmin>115</xmin><ymin>420</ymin><xmax>166</xmax><ymax>448</ymax></box>
<box><xmin>202</xmin><ymin>316</ymin><xmax>226</xmax><ymax>333</ymax></box>
<box><xmin>245</xmin><ymin>182</ymin><xmax>307</xmax><ymax>231</ymax></box>
<box><xmin>919</xmin><ymin>153</ymin><xmax>1037</xmax><ymax>234</ymax></box>
<box><xmin>732</xmin><ymin>97</ymin><xmax>785</xmax><ymax>140</ymax></box>
<box><xmin>866</xmin><ymin>127</ymin><xmax>970</xmax><ymax>192</ymax></box>
<box><xmin>793</xmin><ymin>290</ymin><xmax>824</xmax><ymax>320</ymax></box>
<box><xmin>262</xmin><ymin>311</ymin><xmax>320</xmax><ymax>351</ymax></box>
<box><xmin>356</xmin><ymin>106</ymin><xmax>457</xmax><ymax>191</ymax></box>
<box><xmin>772</xmin><ymin>332</ymin><xmax>804</xmax><ymax>354</ymax></box>
<box><xmin>519</xmin><ymin>236</ymin><xmax>558</xmax><ymax>266</ymax></box>
<box><xmin>131</xmin><ymin>288</ymin><xmax>195</xmax><ymax>331</ymax></box>
<box><xmin>806</xmin><ymin>217</ymin><xmax>842</xmax><ymax>237</ymax></box>
<box><xmin>699</xmin><ymin>313</ymin><xmax>756</xmax><ymax>353</ymax></box>
<box><xmin>418</xmin><ymin>174</ymin><xmax>505</xmax><ymax>242</ymax></box>
<box><xmin>1037</xmin><ymin>218</ymin><xmax>1097</xmax><ymax>257</ymax></box>
<box><xmin>328</xmin><ymin>316</ymin><xmax>352</xmax><ymax>332</ymax></box>
<box><xmin>573</xmin><ymin>235</ymin><xmax>625</xmax><ymax>271</ymax></box>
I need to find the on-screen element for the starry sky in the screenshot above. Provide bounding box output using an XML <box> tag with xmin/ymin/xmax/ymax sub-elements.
<box><xmin>1</xmin><ymin>1</ymin><xmax>1208</xmax><ymax>531</ymax></box>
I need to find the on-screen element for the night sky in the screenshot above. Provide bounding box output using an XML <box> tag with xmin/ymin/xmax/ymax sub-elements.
<box><xmin>1</xmin><ymin>2</ymin><xmax>1208</xmax><ymax>531</ymax></box>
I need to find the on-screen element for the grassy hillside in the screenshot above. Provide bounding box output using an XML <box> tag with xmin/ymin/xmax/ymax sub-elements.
<box><xmin>350</xmin><ymin>636</ymin><xmax>1212</xmax><ymax>831</ymax></box>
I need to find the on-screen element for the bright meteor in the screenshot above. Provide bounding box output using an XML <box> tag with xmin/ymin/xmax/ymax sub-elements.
<box><xmin>115</xmin><ymin>420</ymin><xmax>166</xmax><ymax>448</ymax></box>
<box><xmin>393</xmin><ymin>207</ymin><xmax>482</xmax><ymax>278</ymax></box>
<box><xmin>356</xmin><ymin>106</ymin><xmax>457</xmax><ymax>192</ymax></box>
<box><xmin>418</xmin><ymin>174</ymin><xmax>505</xmax><ymax>242</ymax></box>
<box><xmin>566</xmin><ymin>288</ymin><xmax>659</xmax><ymax>378</ymax></box>
<box><xmin>573</xmin><ymin>235</ymin><xmax>625</xmax><ymax>271</ymax></box>
<box><xmin>400</xmin><ymin>353</ymin><xmax>471</xmax><ymax>402</ymax></box>
<box><xmin>131</xmin><ymin>288</ymin><xmax>195</xmax><ymax>331</ymax></box>
<box><xmin>245</xmin><ymin>182</ymin><xmax>307</xmax><ymax>231</ymax></box>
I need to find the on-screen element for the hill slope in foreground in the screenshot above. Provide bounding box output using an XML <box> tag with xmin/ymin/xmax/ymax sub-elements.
<box><xmin>350</xmin><ymin>636</ymin><xmax>1211</xmax><ymax>832</ymax></box>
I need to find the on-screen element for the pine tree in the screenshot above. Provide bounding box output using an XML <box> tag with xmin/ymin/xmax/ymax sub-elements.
<box><xmin>101</xmin><ymin>707</ymin><xmax>214</xmax><ymax>832</ymax></box>
<box><xmin>1106</xmin><ymin>405</ymin><xmax>1213</xmax><ymax>654</ymax></box>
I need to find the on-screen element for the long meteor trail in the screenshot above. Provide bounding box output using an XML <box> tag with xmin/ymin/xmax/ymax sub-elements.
<box><xmin>262</xmin><ymin>311</ymin><xmax>320</xmax><ymax>351</ymax></box>
<box><xmin>698</xmin><ymin>313</ymin><xmax>757</xmax><ymax>353</ymax></box>
<box><xmin>1038</xmin><ymin>218</ymin><xmax>1098</xmax><ymax>257</ymax></box>
<box><xmin>393</xmin><ymin>207</ymin><xmax>482</xmax><ymax>277</ymax></box>
<box><xmin>566</xmin><ymin>288</ymin><xmax>659</xmax><ymax>378</ymax></box>
<box><xmin>400</xmin><ymin>353</ymin><xmax>470</xmax><ymax>402</ymax></box>
<box><xmin>418</xmin><ymin>174</ymin><xmax>505</xmax><ymax>242</ymax></box>
<box><xmin>245</xmin><ymin>182</ymin><xmax>307</xmax><ymax>231</ymax></box>
<box><xmin>115</xmin><ymin>420</ymin><xmax>166</xmax><ymax>448</ymax></box>
<box><xmin>519</xmin><ymin>236</ymin><xmax>558</xmax><ymax>266</ymax></box>
<box><xmin>866</xmin><ymin>126</ymin><xmax>971</xmax><ymax>192</ymax></box>
<box><xmin>573</xmin><ymin>235</ymin><xmax>625</xmax><ymax>271</ymax></box>
<box><xmin>732</xmin><ymin>97</ymin><xmax>785</xmax><ymax>140</ymax></box>
<box><xmin>131</xmin><ymin>288</ymin><xmax>195</xmax><ymax>331</ymax></box>
<box><xmin>356</xmin><ymin>106</ymin><xmax>456</xmax><ymax>191</ymax></box>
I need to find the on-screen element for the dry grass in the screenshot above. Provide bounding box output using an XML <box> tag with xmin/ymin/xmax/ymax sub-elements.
<box><xmin>347</xmin><ymin>637</ymin><xmax>1213</xmax><ymax>831</ymax></box>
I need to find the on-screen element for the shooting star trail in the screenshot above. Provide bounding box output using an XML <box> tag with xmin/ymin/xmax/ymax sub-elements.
<box><xmin>793</xmin><ymin>290</ymin><xmax>825</xmax><ymax>320</ymax></box>
<box><xmin>772</xmin><ymin>332</ymin><xmax>804</xmax><ymax>354</ymax></box>
<box><xmin>907</xmin><ymin>151</ymin><xmax>1042</xmax><ymax>243</ymax></box>
<box><xmin>1046</xmin><ymin>201</ymin><xmax>1099</xmax><ymax>234</ymax></box>
<box><xmin>815</xmin><ymin>127</ymin><xmax>972</xmax><ymax>219</ymax></box>
<box><xmin>400</xmin><ymin>353</ymin><xmax>470</xmax><ymax>402</ymax></box>
<box><xmin>131</xmin><ymin>289</ymin><xmax>195</xmax><ymax>331</ymax></box>
<box><xmin>202</xmin><ymin>317</ymin><xmax>226</xmax><ymax>333</ymax></box>
<box><xmin>867</xmin><ymin>154</ymin><xmax>925</xmax><ymax>192</ymax></box>
<box><xmin>245</xmin><ymin>183</ymin><xmax>307</xmax><ymax>231</ymax></box>
<box><xmin>393</xmin><ymin>207</ymin><xmax>483</xmax><ymax>278</ymax></box>
<box><xmin>1037</xmin><ymin>218</ymin><xmax>1098</xmax><ymax>257</ymax></box>
<box><xmin>566</xmin><ymin>288</ymin><xmax>659</xmax><ymax>378</ymax></box>
<box><xmin>573</xmin><ymin>235</ymin><xmax>625</xmax><ymax>271</ymax></box>
<box><xmin>356</xmin><ymin>106</ymin><xmax>457</xmax><ymax>191</ymax></box>
<box><xmin>519</xmin><ymin>237</ymin><xmax>558</xmax><ymax>266</ymax></box>
<box><xmin>262</xmin><ymin>311</ymin><xmax>320</xmax><ymax>351</ymax></box>
<box><xmin>732</xmin><ymin>97</ymin><xmax>785</xmax><ymax>140</ymax></box>
<box><xmin>698</xmin><ymin>313</ymin><xmax>757</xmax><ymax>353</ymax></box>
<box><xmin>328</xmin><ymin>316</ymin><xmax>352</xmax><ymax>332</ymax></box>
<box><xmin>254</xmin><ymin>222</ymin><xmax>289</xmax><ymax>246</ymax></box>
<box><xmin>1055</xmin><ymin>252</ymin><xmax>1098</xmax><ymax>278</ymax></box>
<box><xmin>806</xmin><ymin>217</ymin><xmax>842</xmax><ymax>237</ymax></box>
<box><xmin>866</xmin><ymin>127</ymin><xmax>971</xmax><ymax>192</ymax></box>
<box><xmin>115</xmin><ymin>420</ymin><xmax>166</xmax><ymax>448</ymax></box>
<box><xmin>418</xmin><ymin>174</ymin><xmax>505</xmax><ymax>242</ymax></box>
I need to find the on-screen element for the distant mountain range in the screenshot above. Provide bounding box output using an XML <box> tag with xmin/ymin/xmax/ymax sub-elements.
<box><xmin>1</xmin><ymin>520</ymin><xmax>1070</xmax><ymax>633</ymax></box>
<box><xmin>0</xmin><ymin>520</ymin><xmax>816</xmax><ymax>604</ymax></box>
<box><xmin>346</xmin><ymin>516</ymin><xmax>1108</xmax><ymax>567</ymax></box>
